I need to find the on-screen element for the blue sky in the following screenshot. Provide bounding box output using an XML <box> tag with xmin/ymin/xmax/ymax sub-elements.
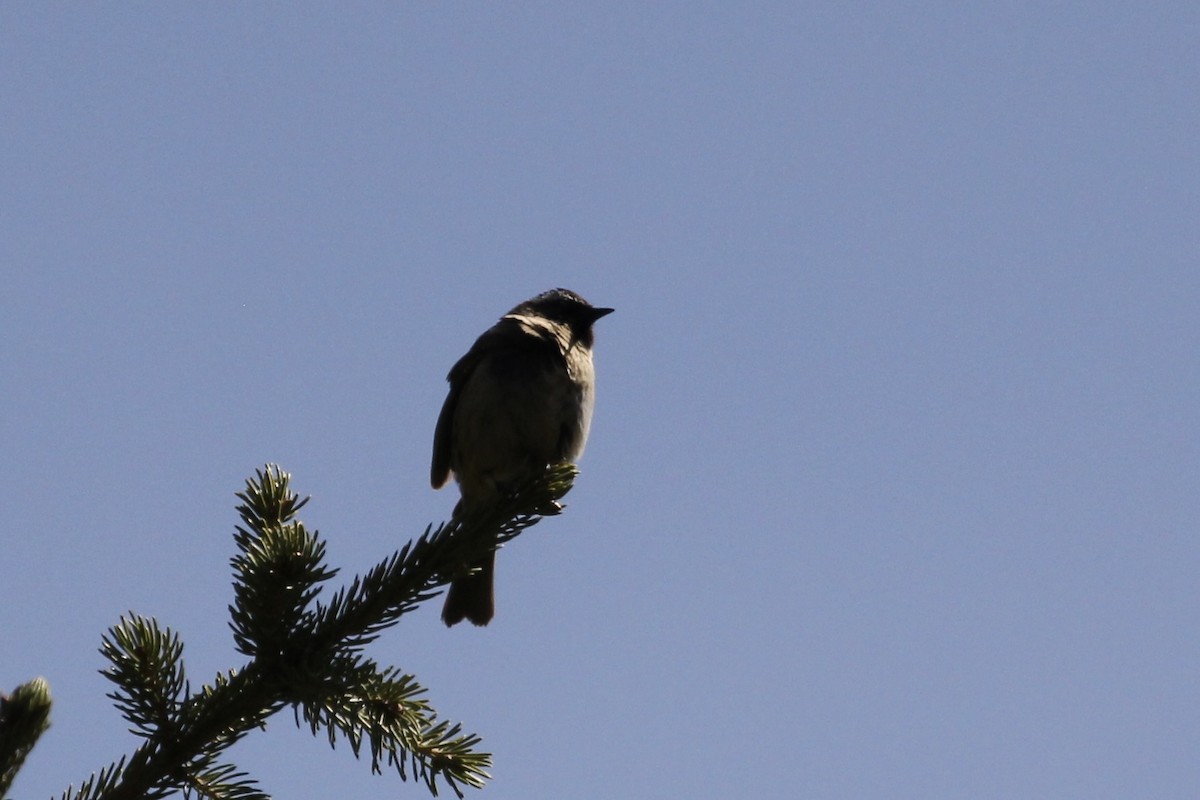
<box><xmin>3</xmin><ymin>4</ymin><xmax>1197</xmax><ymax>799</ymax></box>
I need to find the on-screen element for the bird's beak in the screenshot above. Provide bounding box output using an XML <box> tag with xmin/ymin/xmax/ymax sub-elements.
<box><xmin>590</xmin><ymin>306</ymin><xmax>615</xmax><ymax>322</ymax></box>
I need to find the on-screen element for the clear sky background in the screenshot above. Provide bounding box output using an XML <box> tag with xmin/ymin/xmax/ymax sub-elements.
<box><xmin>3</xmin><ymin>4</ymin><xmax>1197</xmax><ymax>799</ymax></box>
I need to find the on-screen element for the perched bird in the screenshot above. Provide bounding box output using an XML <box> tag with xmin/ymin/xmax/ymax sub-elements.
<box><xmin>432</xmin><ymin>288</ymin><xmax>613</xmax><ymax>627</ymax></box>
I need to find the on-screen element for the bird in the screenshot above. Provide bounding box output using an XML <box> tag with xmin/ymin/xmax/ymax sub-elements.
<box><xmin>431</xmin><ymin>288</ymin><xmax>613</xmax><ymax>627</ymax></box>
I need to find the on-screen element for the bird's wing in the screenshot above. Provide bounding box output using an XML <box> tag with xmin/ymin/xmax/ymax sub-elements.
<box><xmin>430</xmin><ymin>347</ymin><xmax>474</xmax><ymax>488</ymax></box>
<box><xmin>430</xmin><ymin>317</ymin><xmax>563</xmax><ymax>488</ymax></box>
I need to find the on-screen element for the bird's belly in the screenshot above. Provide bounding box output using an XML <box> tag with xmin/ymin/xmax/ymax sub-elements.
<box><xmin>450</xmin><ymin>357</ymin><xmax>593</xmax><ymax>496</ymax></box>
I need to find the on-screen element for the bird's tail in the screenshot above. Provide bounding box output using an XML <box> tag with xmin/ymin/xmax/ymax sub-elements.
<box><xmin>442</xmin><ymin>551</ymin><xmax>496</xmax><ymax>627</ymax></box>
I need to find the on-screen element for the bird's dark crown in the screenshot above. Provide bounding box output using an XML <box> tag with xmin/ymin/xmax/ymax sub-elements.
<box><xmin>510</xmin><ymin>288</ymin><xmax>614</xmax><ymax>333</ymax></box>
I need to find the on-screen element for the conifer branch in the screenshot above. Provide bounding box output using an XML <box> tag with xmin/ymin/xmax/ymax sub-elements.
<box><xmin>0</xmin><ymin>677</ymin><xmax>53</xmax><ymax>797</ymax></box>
<box><xmin>40</xmin><ymin>462</ymin><xmax>577</xmax><ymax>800</ymax></box>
